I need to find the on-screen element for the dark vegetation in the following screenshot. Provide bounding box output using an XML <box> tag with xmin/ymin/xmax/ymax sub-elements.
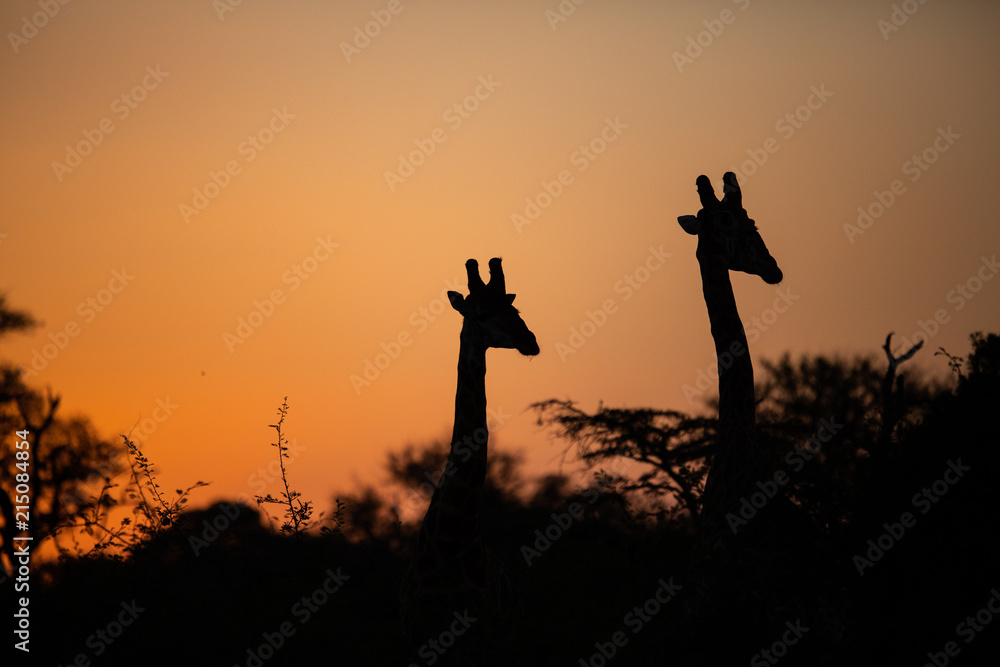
<box><xmin>2</xmin><ymin>294</ymin><xmax>999</xmax><ymax>665</ymax></box>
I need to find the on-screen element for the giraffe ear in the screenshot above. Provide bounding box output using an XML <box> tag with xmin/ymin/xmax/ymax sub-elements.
<box><xmin>448</xmin><ymin>291</ymin><xmax>466</xmax><ymax>314</ymax></box>
<box><xmin>677</xmin><ymin>215</ymin><xmax>699</xmax><ymax>235</ymax></box>
<box><xmin>505</xmin><ymin>294</ymin><xmax>516</xmax><ymax>305</ymax></box>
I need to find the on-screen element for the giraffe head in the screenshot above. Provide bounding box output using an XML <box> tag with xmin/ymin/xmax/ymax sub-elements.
<box><xmin>448</xmin><ymin>258</ymin><xmax>539</xmax><ymax>356</ymax></box>
<box><xmin>677</xmin><ymin>172</ymin><xmax>783</xmax><ymax>284</ymax></box>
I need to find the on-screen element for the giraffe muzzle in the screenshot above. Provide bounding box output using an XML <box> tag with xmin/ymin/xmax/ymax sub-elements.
<box><xmin>518</xmin><ymin>335</ymin><xmax>540</xmax><ymax>357</ymax></box>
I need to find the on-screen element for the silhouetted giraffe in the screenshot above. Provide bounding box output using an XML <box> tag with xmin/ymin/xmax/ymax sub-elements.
<box><xmin>677</xmin><ymin>173</ymin><xmax>782</xmax><ymax>543</ymax></box>
<box><xmin>400</xmin><ymin>258</ymin><xmax>538</xmax><ymax>665</ymax></box>
<box><xmin>676</xmin><ymin>173</ymin><xmax>821</xmax><ymax>660</ymax></box>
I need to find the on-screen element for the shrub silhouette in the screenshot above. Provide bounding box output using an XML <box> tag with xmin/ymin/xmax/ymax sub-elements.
<box><xmin>9</xmin><ymin>331</ymin><xmax>1000</xmax><ymax>665</ymax></box>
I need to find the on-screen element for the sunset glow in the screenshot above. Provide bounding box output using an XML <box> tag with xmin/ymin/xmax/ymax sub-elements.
<box><xmin>3</xmin><ymin>0</ymin><xmax>998</xmax><ymax>516</ymax></box>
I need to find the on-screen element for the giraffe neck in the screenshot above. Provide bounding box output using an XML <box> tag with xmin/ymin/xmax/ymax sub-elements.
<box><xmin>423</xmin><ymin>323</ymin><xmax>488</xmax><ymax>546</ymax></box>
<box><xmin>696</xmin><ymin>234</ymin><xmax>764</xmax><ymax>533</ymax></box>
<box><xmin>401</xmin><ymin>324</ymin><xmax>493</xmax><ymax>651</ymax></box>
<box><xmin>697</xmin><ymin>236</ymin><xmax>756</xmax><ymax>438</ymax></box>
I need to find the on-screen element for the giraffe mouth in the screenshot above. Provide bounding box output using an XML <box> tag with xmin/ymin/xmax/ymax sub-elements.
<box><xmin>518</xmin><ymin>337</ymin><xmax>540</xmax><ymax>356</ymax></box>
<box><xmin>762</xmin><ymin>267</ymin><xmax>783</xmax><ymax>284</ymax></box>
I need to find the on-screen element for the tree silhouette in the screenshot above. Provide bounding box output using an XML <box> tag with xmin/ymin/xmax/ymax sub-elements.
<box><xmin>531</xmin><ymin>400</ymin><xmax>713</xmax><ymax>525</ymax></box>
<box><xmin>530</xmin><ymin>340</ymin><xmax>944</xmax><ymax>539</ymax></box>
<box><xmin>12</xmin><ymin>325</ymin><xmax>1000</xmax><ymax>666</ymax></box>
<box><xmin>0</xmin><ymin>297</ymin><xmax>124</xmax><ymax>577</ymax></box>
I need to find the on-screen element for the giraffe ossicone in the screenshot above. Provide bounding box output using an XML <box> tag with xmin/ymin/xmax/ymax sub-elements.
<box><xmin>446</xmin><ymin>258</ymin><xmax>539</xmax><ymax>356</ymax></box>
<box><xmin>678</xmin><ymin>172</ymin><xmax>783</xmax><ymax>285</ymax></box>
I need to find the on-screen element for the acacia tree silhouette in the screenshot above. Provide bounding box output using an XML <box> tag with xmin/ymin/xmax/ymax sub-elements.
<box><xmin>0</xmin><ymin>296</ymin><xmax>125</xmax><ymax>576</ymax></box>
<box><xmin>531</xmin><ymin>400</ymin><xmax>713</xmax><ymax>524</ymax></box>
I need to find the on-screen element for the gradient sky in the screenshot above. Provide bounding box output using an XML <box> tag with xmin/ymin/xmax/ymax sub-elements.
<box><xmin>2</xmin><ymin>0</ymin><xmax>998</xmax><ymax>515</ymax></box>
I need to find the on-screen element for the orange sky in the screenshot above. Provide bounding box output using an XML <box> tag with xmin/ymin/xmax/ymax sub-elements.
<box><xmin>2</xmin><ymin>0</ymin><xmax>999</xmax><ymax>515</ymax></box>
